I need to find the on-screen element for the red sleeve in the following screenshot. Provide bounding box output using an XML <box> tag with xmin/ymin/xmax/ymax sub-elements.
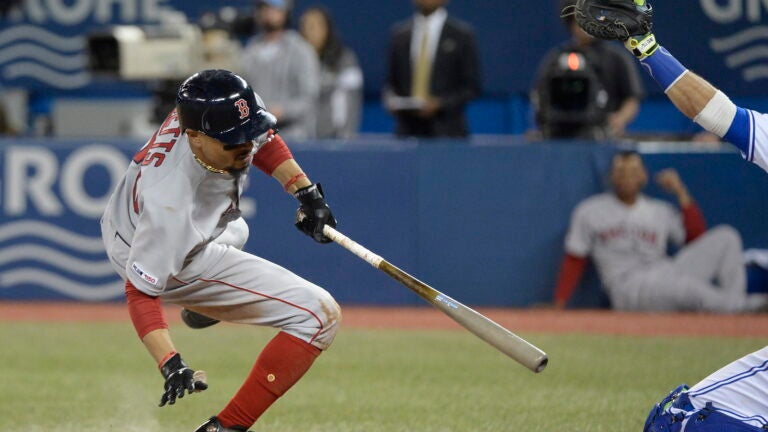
<box><xmin>553</xmin><ymin>254</ymin><xmax>588</xmax><ymax>308</ymax></box>
<box><xmin>252</xmin><ymin>132</ymin><xmax>293</xmax><ymax>176</ymax></box>
<box><xmin>682</xmin><ymin>202</ymin><xmax>707</xmax><ymax>243</ymax></box>
<box><xmin>125</xmin><ymin>279</ymin><xmax>167</xmax><ymax>339</ymax></box>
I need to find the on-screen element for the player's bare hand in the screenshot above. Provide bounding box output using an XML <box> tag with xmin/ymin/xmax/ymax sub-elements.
<box><xmin>607</xmin><ymin>113</ymin><xmax>627</xmax><ymax>137</ymax></box>
<box><xmin>655</xmin><ymin>169</ymin><xmax>686</xmax><ymax>194</ymax></box>
<box><xmin>417</xmin><ymin>97</ymin><xmax>441</xmax><ymax>118</ymax></box>
<box><xmin>158</xmin><ymin>353</ymin><xmax>208</xmax><ymax>407</ymax></box>
<box><xmin>655</xmin><ymin>169</ymin><xmax>693</xmax><ymax>206</ymax></box>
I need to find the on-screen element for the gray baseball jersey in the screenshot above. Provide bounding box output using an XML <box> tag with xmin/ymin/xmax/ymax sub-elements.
<box><xmin>100</xmin><ymin>111</ymin><xmax>340</xmax><ymax>349</ymax></box>
<box><xmin>565</xmin><ymin>193</ymin><xmax>685</xmax><ymax>291</ymax></box>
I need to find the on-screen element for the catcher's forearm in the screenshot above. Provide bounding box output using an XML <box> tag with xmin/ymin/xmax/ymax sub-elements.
<box><xmin>638</xmin><ymin>43</ymin><xmax>741</xmax><ymax>141</ymax></box>
<box><xmin>569</xmin><ymin>0</ymin><xmax>747</xmax><ymax>149</ymax></box>
<box><xmin>640</xmin><ymin>42</ymin><xmax>751</xmax><ymax>156</ymax></box>
<box><xmin>665</xmin><ymin>72</ymin><xmax>717</xmax><ymax>120</ymax></box>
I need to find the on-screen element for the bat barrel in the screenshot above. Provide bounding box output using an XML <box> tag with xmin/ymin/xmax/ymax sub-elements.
<box><xmin>381</xmin><ymin>261</ymin><xmax>549</xmax><ymax>373</ymax></box>
<box><xmin>323</xmin><ymin>225</ymin><xmax>549</xmax><ymax>373</ymax></box>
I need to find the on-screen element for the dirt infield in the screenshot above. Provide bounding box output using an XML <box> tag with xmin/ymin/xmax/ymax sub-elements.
<box><xmin>1</xmin><ymin>302</ymin><xmax>767</xmax><ymax>337</ymax></box>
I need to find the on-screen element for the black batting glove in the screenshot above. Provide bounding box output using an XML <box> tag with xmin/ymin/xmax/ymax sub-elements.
<box><xmin>294</xmin><ymin>183</ymin><xmax>337</xmax><ymax>243</ymax></box>
<box><xmin>158</xmin><ymin>353</ymin><xmax>207</xmax><ymax>407</ymax></box>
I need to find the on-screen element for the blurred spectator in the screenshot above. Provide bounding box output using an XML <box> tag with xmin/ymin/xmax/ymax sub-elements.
<box><xmin>0</xmin><ymin>102</ymin><xmax>14</xmax><ymax>135</ymax></box>
<box><xmin>531</xmin><ymin>0</ymin><xmax>643</xmax><ymax>140</ymax></box>
<box><xmin>553</xmin><ymin>151</ymin><xmax>767</xmax><ymax>313</ymax></box>
<box><xmin>384</xmin><ymin>0</ymin><xmax>481</xmax><ymax>138</ymax></box>
<box><xmin>241</xmin><ymin>0</ymin><xmax>320</xmax><ymax>139</ymax></box>
<box><xmin>0</xmin><ymin>88</ymin><xmax>24</xmax><ymax>136</ymax></box>
<box><xmin>199</xmin><ymin>6</ymin><xmax>257</xmax><ymax>44</ymax></box>
<box><xmin>198</xmin><ymin>8</ymin><xmax>244</xmax><ymax>73</ymax></box>
<box><xmin>299</xmin><ymin>6</ymin><xmax>363</xmax><ymax>139</ymax></box>
<box><xmin>0</xmin><ymin>0</ymin><xmax>22</xmax><ymax>18</ymax></box>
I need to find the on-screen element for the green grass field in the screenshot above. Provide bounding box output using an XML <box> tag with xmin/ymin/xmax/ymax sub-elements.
<box><xmin>0</xmin><ymin>322</ymin><xmax>764</xmax><ymax>431</ymax></box>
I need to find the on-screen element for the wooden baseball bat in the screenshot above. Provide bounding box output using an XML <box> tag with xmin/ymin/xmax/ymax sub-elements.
<box><xmin>322</xmin><ymin>225</ymin><xmax>549</xmax><ymax>373</ymax></box>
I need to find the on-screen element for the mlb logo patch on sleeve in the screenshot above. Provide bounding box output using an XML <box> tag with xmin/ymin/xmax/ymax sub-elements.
<box><xmin>131</xmin><ymin>262</ymin><xmax>159</xmax><ymax>287</ymax></box>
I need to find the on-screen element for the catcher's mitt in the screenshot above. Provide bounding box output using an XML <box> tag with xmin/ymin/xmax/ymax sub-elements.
<box><xmin>563</xmin><ymin>0</ymin><xmax>653</xmax><ymax>40</ymax></box>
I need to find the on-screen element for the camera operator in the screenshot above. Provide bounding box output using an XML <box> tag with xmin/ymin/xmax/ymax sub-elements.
<box><xmin>531</xmin><ymin>0</ymin><xmax>643</xmax><ymax>140</ymax></box>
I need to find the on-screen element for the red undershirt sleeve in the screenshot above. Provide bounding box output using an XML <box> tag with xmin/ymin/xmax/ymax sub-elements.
<box><xmin>252</xmin><ymin>133</ymin><xmax>293</xmax><ymax>176</ymax></box>
<box><xmin>553</xmin><ymin>254</ymin><xmax>588</xmax><ymax>307</ymax></box>
<box><xmin>682</xmin><ymin>202</ymin><xmax>707</xmax><ymax>244</ymax></box>
<box><xmin>125</xmin><ymin>279</ymin><xmax>167</xmax><ymax>339</ymax></box>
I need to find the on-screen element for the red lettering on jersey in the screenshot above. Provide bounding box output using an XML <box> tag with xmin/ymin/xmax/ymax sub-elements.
<box><xmin>159</xmin><ymin>110</ymin><xmax>181</xmax><ymax>138</ymax></box>
<box><xmin>148</xmin><ymin>140</ymin><xmax>175</xmax><ymax>153</ymax></box>
<box><xmin>597</xmin><ymin>226</ymin><xmax>659</xmax><ymax>246</ymax></box>
<box><xmin>132</xmin><ymin>130</ymin><xmax>157</xmax><ymax>164</ymax></box>
<box><xmin>234</xmin><ymin>98</ymin><xmax>249</xmax><ymax>119</ymax></box>
<box><xmin>142</xmin><ymin>152</ymin><xmax>165</xmax><ymax>167</ymax></box>
<box><xmin>132</xmin><ymin>171</ymin><xmax>142</xmax><ymax>214</ymax></box>
<box><xmin>132</xmin><ymin>111</ymin><xmax>179</xmax><ymax>167</ymax></box>
<box><xmin>598</xmin><ymin>227</ymin><xmax>625</xmax><ymax>242</ymax></box>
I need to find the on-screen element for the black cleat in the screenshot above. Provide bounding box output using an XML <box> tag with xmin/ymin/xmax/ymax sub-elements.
<box><xmin>181</xmin><ymin>309</ymin><xmax>221</xmax><ymax>329</ymax></box>
<box><xmin>193</xmin><ymin>416</ymin><xmax>251</xmax><ymax>432</ymax></box>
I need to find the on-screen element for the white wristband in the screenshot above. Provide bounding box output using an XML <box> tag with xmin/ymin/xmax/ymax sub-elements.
<box><xmin>694</xmin><ymin>90</ymin><xmax>737</xmax><ymax>138</ymax></box>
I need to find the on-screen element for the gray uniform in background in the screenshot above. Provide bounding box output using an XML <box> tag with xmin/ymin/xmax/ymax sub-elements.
<box><xmin>241</xmin><ymin>31</ymin><xmax>320</xmax><ymax>140</ymax></box>
<box><xmin>565</xmin><ymin>193</ymin><xmax>759</xmax><ymax>312</ymax></box>
<box><xmin>100</xmin><ymin>111</ymin><xmax>339</xmax><ymax>349</ymax></box>
<box><xmin>315</xmin><ymin>48</ymin><xmax>363</xmax><ymax>139</ymax></box>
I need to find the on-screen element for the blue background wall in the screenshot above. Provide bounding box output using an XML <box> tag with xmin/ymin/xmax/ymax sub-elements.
<box><xmin>2</xmin><ymin>0</ymin><xmax>767</xmax><ymax>135</ymax></box>
<box><xmin>1</xmin><ymin>138</ymin><xmax>766</xmax><ymax>307</ymax></box>
<box><xmin>1</xmin><ymin>1</ymin><xmax>767</xmax><ymax>305</ymax></box>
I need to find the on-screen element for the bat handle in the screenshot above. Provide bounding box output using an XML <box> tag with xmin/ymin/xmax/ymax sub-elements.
<box><xmin>323</xmin><ymin>225</ymin><xmax>384</xmax><ymax>268</ymax></box>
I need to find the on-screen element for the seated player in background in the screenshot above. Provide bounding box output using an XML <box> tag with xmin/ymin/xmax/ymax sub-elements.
<box><xmin>553</xmin><ymin>151</ymin><xmax>768</xmax><ymax>313</ymax></box>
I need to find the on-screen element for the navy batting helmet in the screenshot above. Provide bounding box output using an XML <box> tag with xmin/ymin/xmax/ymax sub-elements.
<box><xmin>176</xmin><ymin>69</ymin><xmax>277</xmax><ymax>147</ymax></box>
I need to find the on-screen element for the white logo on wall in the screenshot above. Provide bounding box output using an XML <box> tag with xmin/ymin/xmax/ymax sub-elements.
<box><xmin>0</xmin><ymin>144</ymin><xmax>128</xmax><ymax>300</ymax></box>
<box><xmin>0</xmin><ymin>0</ymin><xmax>173</xmax><ymax>89</ymax></box>
<box><xmin>701</xmin><ymin>0</ymin><xmax>768</xmax><ymax>81</ymax></box>
<box><xmin>0</xmin><ymin>143</ymin><xmax>257</xmax><ymax>301</ymax></box>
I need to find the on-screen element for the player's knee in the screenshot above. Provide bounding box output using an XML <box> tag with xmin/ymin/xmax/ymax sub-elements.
<box><xmin>643</xmin><ymin>384</ymin><xmax>690</xmax><ymax>432</ymax></box>
<box><xmin>313</xmin><ymin>294</ymin><xmax>342</xmax><ymax>349</ymax></box>
<box><xmin>709</xmin><ymin>225</ymin><xmax>742</xmax><ymax>249</ymax></box>
<box><xmin>286</xmin><ymin>289</ymin><xmax>341</xmax><ymax>350</ymax></box>
<box><xmin>643</xmin><ymin>409</ymin><xmax>684</xmax><ymax>432</ymax></box>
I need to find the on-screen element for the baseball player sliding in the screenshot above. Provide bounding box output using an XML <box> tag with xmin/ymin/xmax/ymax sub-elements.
<box><xmin>100</xmin><ymin>69</ymin><xmax>340</xmax><ymax>432</ymax></box>
<box><xmin>568</xmin><ymin>1</ymin><xmax>768</xmax><ymax>430</ymax></box>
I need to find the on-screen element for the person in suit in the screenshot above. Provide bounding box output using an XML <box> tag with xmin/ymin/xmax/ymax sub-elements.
<box><xmin>384</xmin><ymin>0</ymin><xmax>482</xmax><ymax>138</ymax></box>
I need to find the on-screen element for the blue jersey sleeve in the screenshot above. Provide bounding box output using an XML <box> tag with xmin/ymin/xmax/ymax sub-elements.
<box><xmin>724</xmin><ymin>107</ymin><xmax>768</xmax><ymax>173</ymax></box>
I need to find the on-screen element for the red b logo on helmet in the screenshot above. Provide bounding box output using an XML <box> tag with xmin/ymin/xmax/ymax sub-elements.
<box><xmin>234</xmin><ymin>98</ymin><xmax>249</xmax><ymax>119</ymax></box>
